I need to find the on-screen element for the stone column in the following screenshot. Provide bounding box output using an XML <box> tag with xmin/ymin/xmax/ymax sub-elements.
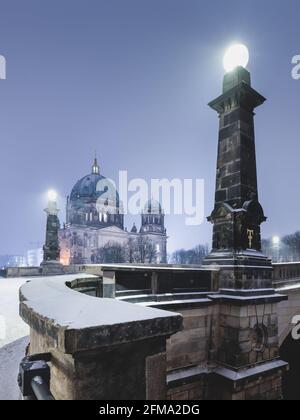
<box><xmin>102</xmin><ymin>270</ymin><xmax>116</xmax><ymax>298</ymax></box>
<box><xmin>203</xmin><ymin>66</ymin><xmax>272</xmax><ymax>290</ymax></box>
<box><xmin>151</xmin><ymin>271</ymin><xmax>159</xmax><ymax>294</ymax></box>
<box><xmin>202</xmin><ymin>65</ymin><xmax>289</xmax><ymax>399</ymax></box>
<box><xmin>41</xmin><ymin>194</ymin><xmax>64</xmax><ymax>275</ymax></box>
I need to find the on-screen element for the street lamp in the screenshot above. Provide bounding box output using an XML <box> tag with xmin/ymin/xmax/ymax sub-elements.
<box><xmin>46</xmin><ymin>189</ymin><xmax>59</xmax><ymax>216</ymax></box>
<box><xmin>47</xmin><ymin>189</ymin><xmax>57</xmax><ymax>203</ymax></box>
<box><xmin>223</xmin><ymin>44</ymin><xmax>249</xmax><ymax>73</ymax></box>
<box><xmin>41</xmin><ymin>189</ymin><xmax>63</xmax><ymax>273</ymax></box>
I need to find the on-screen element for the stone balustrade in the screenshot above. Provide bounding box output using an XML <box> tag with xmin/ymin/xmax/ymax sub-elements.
<box><xmin>19</xmin><ymin>273</ymin><xmax>182</xmax><ymax>400</ymax></box>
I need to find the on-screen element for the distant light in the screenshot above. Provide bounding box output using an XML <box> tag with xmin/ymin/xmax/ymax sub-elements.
<box><xmin>48</xmin><ymin>189</ymin><xmax>57</xmax><ymax>202</ymax></box>
<box><xmin>223</xmin><ymin>44</ymin><xmax>249</xmax><ymax>73</ymax></box>
<box><xmin>272</xmin><ymin>236</ymin><xmax>280</xmax><ymax>246</ymax></box>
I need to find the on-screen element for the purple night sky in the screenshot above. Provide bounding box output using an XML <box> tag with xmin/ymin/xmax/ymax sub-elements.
<box><xmin>0</xmin><ymin>0</ymin><xmax>299</xmax><ymax>255</ymax></box>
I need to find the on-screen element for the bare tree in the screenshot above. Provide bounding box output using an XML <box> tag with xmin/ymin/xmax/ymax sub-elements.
<box><xmin>262</xmin><ymin>234</ymin><xmax>300</xmax><ymax>262</ymax></box>
<box><xmin>145</xmin><ymin>240</ymin><xmax>157</xmax><ymax>263</ymax></box>
<box><xmin>126</xmin><ymin>237</ymin><xmax>139</xmax><ymax>263</ymax></box>
<box><xmin>171</xmin><ymin>244</ymin><xmax>209</xmax><ymax>265</ymax></box>
<box><xmin>94</xmin><ymin>241</ymin><xmax>126</xmax><ymax>264</ymax></box>
<box><xmin>172</xmin><ymin>249</ymin><xmax>188</xmax><ymax>264</ymax></box>
<box><xmin>135</xmin><ymin>236</ymin><xmax>157</xmax><ymax>263</ymax></box>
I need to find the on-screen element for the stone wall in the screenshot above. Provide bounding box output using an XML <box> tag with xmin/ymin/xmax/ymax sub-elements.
<box><xmin>217</xmin><ymin>302</ymin><xmax>280</xmax><ymax>367</ymax></box>
<box><xmin>167</xmin><ymin>305</ymin><xmax>218</xmax><ymax>371</ymax></box>
<box><xmin>153</xmin><ymin>290</ymin><xmax>288</xmax><ymax>401</ymax></box>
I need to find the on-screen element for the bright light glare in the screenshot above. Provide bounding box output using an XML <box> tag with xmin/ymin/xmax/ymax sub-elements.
<box><xmin>272</xmin><ymin>236</ymin><xmax>280</xmax><ymax>245</ymax></box>
<box><xmin>48</xmin><ymin>189</ymin><xmax>57</xmax><ymax>202</ymax></box>
<box><xmin>223</xmin><ymin>44</ymin><xmax>249</xmax><ymax>73</ymax></box>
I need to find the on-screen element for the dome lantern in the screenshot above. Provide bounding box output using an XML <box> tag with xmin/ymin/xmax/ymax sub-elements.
<box><xmin>92</xmin><ymin>156</ymin><xmax>100</xmax><ymax>175</ymax></box>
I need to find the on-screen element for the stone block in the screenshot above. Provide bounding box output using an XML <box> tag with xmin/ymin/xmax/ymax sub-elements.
<box><xmin>183</xmin><ymin>315</ymin><xmax>208</xmax><ymax>330</ymax></box>
<box><xmin>264</xmin><ymin>304</ymin><xmax>272</xmax><ymax>315</ymax></box>
<box><xmin>232</xmin><ymin>391</ymin><xmax>246</xmax><ymax>400</ymax></box>
<box><xmin>239</xmin><ymin>329</ymin><xmax>251</xmax><ymax>342</ymax></box>
<box><xmin>146</xmin><ymin>352</ymin><xmax>167</xmax><ymax>400</ymax></box>
<box><xmin>247</xmin><ymin>305</ymin><xmax>257</xmax><ymax>317</ymax></box>
<box><xmin>220</xmin><ymin>304</ymin><xmax>231</xmax><ymax>315</ymax></box>
<box><xmin>239</xmin><ymin>340</ymin><xmax>252</xmax><ymax>353</ymax></box>
<box><xmin>259</xmin><ymin>380</ymin><xmax>272</xmax><ymax>394</ymax></box>
<box><xmin>169</xmin><ymin>391</ymin><xmax>189</xmax><ymax>400</ymax></box>
<box><xmin>240</xmin><ymin>317</ymin><xmax>250</xmax><ymax>329</ymax></box>
<box><xmin>223</xmin><ymin>316</ymin><xmax>240</xmax><ymax>329</ymax></box>
<box><xmin>245</xmin><ymin>385</ymin><xmax>260</xmax><ymax>400</ymax></box>
<box><xmin>272</xmin><ymin>377</ymin><xmax>282</xmax><ymax>389</ymax></box>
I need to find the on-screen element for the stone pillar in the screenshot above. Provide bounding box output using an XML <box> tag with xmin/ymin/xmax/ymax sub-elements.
<box><xmin>102</xmin><ymin>270</ymin><xmax>116</xmax><ymax>298</ymax></box>
<box><xmin>41</xmin><ymin>194</ymin><xmax>64</xmax><ymax>275</ymax></box>
<box><xmin>202</xmin><ymin>65</ymin><xmax>289</xmax><ymax>399</ymax></box>
<box><xmin>19</xmin><ymin>275</ymin><xmax>182</xmax><ymax>400</ymax></box>
<box><xmin>151</xmin><ymin>271</ymin><xmax>159</xmax><ymax>294</ymax></box>
<box><xmin>203</xmin><ymin>66</ymin><xmax>272</xmax><ymax>290</ymax></box>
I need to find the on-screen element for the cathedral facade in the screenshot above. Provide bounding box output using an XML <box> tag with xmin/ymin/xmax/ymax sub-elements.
<box><xmin>59</xmin><ymin>159</ymin><xmax>167</xmax><ymax>265</ymax></box>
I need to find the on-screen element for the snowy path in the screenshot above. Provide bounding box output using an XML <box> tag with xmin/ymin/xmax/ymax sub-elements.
<box><xmin>0</xmin><ymin>337</ymin><xmax>29</xmax><ymax>400</ymax></box>
<box><xmin>0</xmin><ymin>277</ymin><xmax>29</xmax><ymax>348</ymax></box>
<box><xmin>0</xmin><ymin>277</ymin><xmax>29</xmax><ymax>400</ymax></box>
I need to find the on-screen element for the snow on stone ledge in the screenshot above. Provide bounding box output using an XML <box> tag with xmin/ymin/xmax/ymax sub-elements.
<box><xmin>20</xmin><ymin>274</ymin><xmax>183</xmax><ymax>354</ymax></box>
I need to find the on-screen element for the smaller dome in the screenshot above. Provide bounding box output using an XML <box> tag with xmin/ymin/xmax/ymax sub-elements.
<box><xmin>144</xmin><ymin>199</ymin><xmax>162</xmax><ymax>214</ymax></box>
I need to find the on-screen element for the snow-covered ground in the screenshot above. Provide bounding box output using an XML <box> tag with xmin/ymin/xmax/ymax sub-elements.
<box><xmin>0</xmin><ymin>277</ymin><xmax>29</xmax><ymax>400</ymax></box>
<box><xmin>0</xmin><ymin>277</ymin><xmax>29</xmax><ymax>348</ymax></box>
<box><xmin>0</xmin><ymin>336</ymin><xmax>29</xmax><ymax>400</ymax></box>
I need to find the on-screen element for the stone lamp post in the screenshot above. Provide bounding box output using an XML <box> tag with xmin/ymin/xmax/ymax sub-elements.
<box><xmin>41</xmin><ymin>190</ymin><xmax>64</xmax><ymax>275</ymax></box>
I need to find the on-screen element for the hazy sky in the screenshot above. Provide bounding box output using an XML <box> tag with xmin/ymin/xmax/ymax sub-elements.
<box><xmin>0</xmin><ymin>0</ymin><xmax>299</xmax><ymax>255</ymax></box>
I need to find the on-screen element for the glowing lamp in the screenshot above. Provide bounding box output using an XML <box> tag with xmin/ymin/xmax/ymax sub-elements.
<box><xmin>223</xmin><ymin>44</ymin><xmax>249</xmax><ymax>73</ymax></box>
<box><xmin>48</xmin><ymin>189</ymin><xmax>58</xmax><ymax>202</ymax></box>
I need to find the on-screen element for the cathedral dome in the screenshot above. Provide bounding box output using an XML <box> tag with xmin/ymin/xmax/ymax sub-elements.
<box><xmin>67</xmin><ymin>158</ymin><xmax>123</xmax><ymax>229</ymax></box>
<box><xmin>70</xmin><ymin>173</ymin><xmax>120</xmax><ymax>206</ymax></box>
<box><xmin>70</xmin><ymin>158</ymin><xmax>120</xmax><ymax>207</ymax></box>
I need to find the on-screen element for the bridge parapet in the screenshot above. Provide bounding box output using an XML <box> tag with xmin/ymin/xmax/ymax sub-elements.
<box><xmin>273</xmin><ymin>262</ymin><xmax>300</xmax><ymax>288</ymax></box>
<box><xmin>19</xmin><ymin>274</ymin><xmax>183</xmax><ymax>400</ymax></box>
<box><xmin>19</xmin><ymin>270</ymin><xmax>290</xmax><ymax>400</ymax></box>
